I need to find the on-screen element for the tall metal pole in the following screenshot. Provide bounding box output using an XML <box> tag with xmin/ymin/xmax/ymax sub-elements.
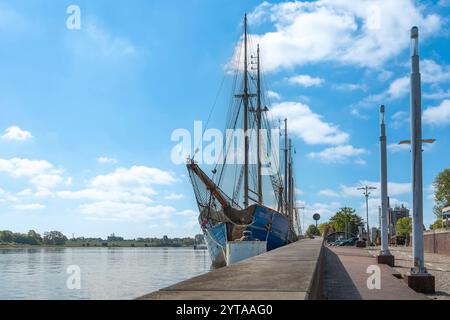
<box><xmin>410</xmin><ymin>26</ymin><xmax>426</xmax><ymax>274</ymax></box>
<box><xmin>284</xmin><ymin>119</ymin><xmax>288</xmax><ymax>215</ymax></box>
<box><xmin>358</xmin><ymin>185</ymin><xmax>376</xmax><ymax>243</ymax></box>
<box><xmin>243</xmin><ymin>14</ymin><xmax>249</xmax><ymax>208</ymax></box>
<box><xmin>380</xmin><ymin>105</ymin><xmax>391</xmax><ymax>256</ymax></box>
<box><xmin>365</xmin><ymin>191</ymin><xmax>370</xmax><ymax>242</ymax></box>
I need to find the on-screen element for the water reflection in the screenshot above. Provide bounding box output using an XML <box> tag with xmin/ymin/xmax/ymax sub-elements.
<box><xmin>0</xmin><ymin>247</ymin><xmax>210</xmax><ymax>300</ymax></box>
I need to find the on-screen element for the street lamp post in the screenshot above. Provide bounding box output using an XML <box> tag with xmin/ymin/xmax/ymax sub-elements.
<box><xmin>358</xmin><ymin>185</ymin><xmax>377</xmax><ymax>245</ymax></box>
<box><xmin>403</xmin><ymin>27</ymin><xmax>435</xmax><ymax>294</ymax></box>
<box><xmin>377</xmin><ymin>105</ymin><xmax>395</xmax><ymax>266</ymax></box>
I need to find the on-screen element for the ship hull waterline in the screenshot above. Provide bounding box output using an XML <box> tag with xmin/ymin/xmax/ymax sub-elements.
<box><xmin>200</xmin><ymin>204</ymin><xmax>297</xmax><ymax>268</ymax></box>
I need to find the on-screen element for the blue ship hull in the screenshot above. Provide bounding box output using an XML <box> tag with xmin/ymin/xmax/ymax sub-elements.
<box><xmin>202</xmin><ymin>204</ymin><xmax>297</xmax><ymax>268</ymax></box>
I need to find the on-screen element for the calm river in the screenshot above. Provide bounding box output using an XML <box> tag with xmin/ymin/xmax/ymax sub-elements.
<box><xmin>0</xmin><ymin>247</ymin><xmax>211</xmax><ymax>300</ymax></box>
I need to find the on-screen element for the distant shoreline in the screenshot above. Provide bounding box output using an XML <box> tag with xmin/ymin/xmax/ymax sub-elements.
<box><xmin>0</xmin><ymin>242</ymin><xmax>197</xmax><ymax>249</ymax></box>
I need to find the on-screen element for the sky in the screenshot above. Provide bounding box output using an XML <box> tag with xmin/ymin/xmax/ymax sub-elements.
<box><xmin>0</xmin><ymin>0</ymin><xmax>449</xmax><ymax>239</ymax></box>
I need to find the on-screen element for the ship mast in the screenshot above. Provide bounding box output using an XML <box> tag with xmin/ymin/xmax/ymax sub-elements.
<box><xmin>256</xmin><ymin>44</ymin><xmax>263</xmax><ymax>204</ymax></box>
<box><xmin>284</xmin><ymin>119</ymin><xmax>288</xmax><ymax>215</ymax></box>
<box><xmin>288</xmin><ymin>139</ymin><xmax>294</xmax><ymax>224</ymax></box>
<box><xmin>243</xmin><ymin>14</ymin><xmax>249</xmax><ymax>208</ymax></box>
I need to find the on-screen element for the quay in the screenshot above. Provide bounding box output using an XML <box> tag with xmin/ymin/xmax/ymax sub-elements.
<box><xmin>138</xmin><ymin>238</ymin><xmax>430</xmax><ymax>300</ymax></box>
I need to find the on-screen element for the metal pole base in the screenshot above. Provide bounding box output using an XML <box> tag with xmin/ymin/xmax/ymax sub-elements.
<box><xmin>377</xmin><ymin>254</ymin><xmax>395</xmax><ymax>267</ymax></box>
<box><xmin>404</xmin><ymin>272</ymin><xmax>435</xmax><ymax>294</ymax></box>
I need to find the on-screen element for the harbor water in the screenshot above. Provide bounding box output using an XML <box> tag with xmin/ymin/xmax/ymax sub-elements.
<box><xmin>0</xmin><ymin>247</ymin><xmax>211</xmax><ymax>300</ymax></box>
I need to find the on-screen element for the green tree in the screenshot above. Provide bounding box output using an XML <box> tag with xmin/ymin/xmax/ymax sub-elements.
<box><xmin>433</xmin><ymin>169</ymin><xmax>450</xmax><ymax>219</ymax></box>
<box><xmin>318</xmin><ymin>222</ymin><xmax>335</xmax><ymax>236</ymax></box>
<box><xmin>43</xmin><ymin>231</ymin><xmax>68</xmax><ymax>246</ymax></box>
<box><xmin>430</xmin><ymin>219</ymin><xmax>443</xmax><ymax>230</ymax></box>
<box><xmin>329</xmin><ymin>207</ymin><xmax>362</xmax><ymax>236</ymax></box>
<box><xmin>27</xmin><ymin>230</ymin><xmax>42</xmax><ymax>245</ymax></box>
<box><xmin>0</xmin><ymin>230</ymin><xmax>14</xmax><ymax>243</ymax></box>
<box><xmin>396</xmin><ymin>217</ymin><xmax>412</xmax><ymax>236</ymax></box>
<box><xmin>306</xmin><ymin>224</ymin><xmax>321</xmax><ymax>237</ymax></box>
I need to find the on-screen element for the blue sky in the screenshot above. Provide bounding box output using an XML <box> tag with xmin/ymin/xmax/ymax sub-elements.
<box><xmin>0</xmin><ymin>0</ymin><xmax>449</xmax><ymax>238</ymax></box>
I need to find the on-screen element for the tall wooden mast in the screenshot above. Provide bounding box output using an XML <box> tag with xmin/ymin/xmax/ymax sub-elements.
<box><xmin>288</xmin><ymin>139</ymin><xmax>294</xmax><ymax>224</ymax></box>
<box><xmin>243</xmin><ymin>14</ymin><xmax>249</xmax><ymax>208</ymax></box>
<box><xmin>256</xmin><ymin>44</ymin><xmax>263</xmax><ymax>204</ymax></box>
<box><xmin>284</xmin><ymin>119</ymin><xmax>288</xmax><ymax>215</ymax></box>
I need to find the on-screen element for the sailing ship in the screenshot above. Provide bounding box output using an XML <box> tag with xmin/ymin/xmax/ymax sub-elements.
<box><xmin>187</xmin><ymin>15</ymin><xmax>299</xmax><ymax>268</ymax></box>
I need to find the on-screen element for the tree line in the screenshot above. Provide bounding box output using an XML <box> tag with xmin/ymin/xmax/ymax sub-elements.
<box><xmin>0</xmin><ymin>230</ymin><xmax>196</xmax><ymax>247</ymax></box>
<box><xmin>0</xmin><ymin>230</ymin><xmax>67</xmax><ymax>245</ymax></box>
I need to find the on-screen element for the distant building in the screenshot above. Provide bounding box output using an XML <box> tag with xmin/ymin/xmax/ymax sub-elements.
<box><xmin>107</xmin><ymin>233</ymin><xmax>124</xmax><ymax>241</ymax></box>
<box><xmin>388</xmin><ymin>204</ymin><xmax>410</xmax><ymax>235</ymax></box>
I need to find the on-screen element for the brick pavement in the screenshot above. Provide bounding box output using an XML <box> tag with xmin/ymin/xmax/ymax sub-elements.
<box><xmin>367</xmin><ymin>246</ymin><xmax>450</xmax><ymax>300</ymax></box>
<box><xmin>322</xmin><ymin>246</ymin><xmax>426</xmax><ymax>300</ymax></box>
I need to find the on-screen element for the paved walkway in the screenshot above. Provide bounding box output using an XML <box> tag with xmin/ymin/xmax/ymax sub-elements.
<box><xmin>367</xmin><ymin>246</ymin><xmax>450</xmax><ymax>300</ymax></box>
<box><xmin>322</xmin><ymin>246</ymin><xmax>426</xmax><ymax>300</ymax></box>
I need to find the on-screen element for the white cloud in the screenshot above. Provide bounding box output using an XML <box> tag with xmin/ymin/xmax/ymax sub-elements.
<box><xmin>232</xmin><ymin>0</ymin><xmax>441</xmax><ymax>72</ymax></box>
<box><xmin>1</xmin><ymin>126</ymin><xmax>33</xmax><ymax>141</ymax></box>
<box><xmin>176</xmin><ymin>209</ymin><xmax>198</xmax><ymax>217</ymax></box>
<box><xmin>391</xmin><ymin>111</ymin><xmax>409</xmax><ymax>128</ymax></box>
<box><xmin>350</xmin><ymin>108</ymin><xmax>369</xmax><ymax>120</ymax></box>
<box><xmin>90</xmin><ymin>166</ymin><xmax>176</xmax><ymax>190</ymax></box>
<box><xmin>164</xmin><ymin>193</ymin><xmax>185</xmax><ymax>200</ymax></box>
<box><xmin>270</xmin><ymin>101</ymin><xmax>349</xmax><ymax>145</ymax></box>
<box><xmin>308</xmin><ymin>145</ymin><xmax>368</xmax><ymax>163</ymax></box>
<box><xmin>387</xmin><ymin>143</ymin><xmax>410</xmax><ymax>153</ymax></box>
<box><xmin>267</xmin><ymin>90</ymin><xmax>281</xmax><ymax>100</ymax></box>
<box><xmin>319</xmin><ymin>189</ymin><xmax>340</xmax><ymax>197</ymax></box>
<box><xmin>377</xmin><ymin>70</ymin><xmax>394</xmax><ymax>82</ymax></box>
<box><xmin>421</xmin><ymin>59</ymin><xmax>450</xmax><ymax>84</ymax></box>
<box><xmin>424</xmin><ymin>88</ymin><xmax>450</xmax><ymax>100</ymax></box>
<box><xmin>58</xmin><ymin>166</ymin><xmax>176</xmax><ymax>203</ymax></box>
<box><xmin>97</xmin><ymin>157</ymin><xmax>118</xmax><ymax>164</ymax></box>
<box><xmin>16</xmin><ymin>189</ymin><xmax>33</xmax><ymax>197</ymax></box>
<box><xmin>58</xmin><ymin>165</ymin><xmax>179</xmax><ymax>222</ymax></box>
<box><xmin>66</xmin><ymin>18</ymin><xmax>136</xmax><ymax>61</ymax></box>
<box><xmin>423</xmin><ymin>99</ymin><xmax>450</xmax><ymax>125</ymax></box>
<box><xmin>12</xmin><ymin>203</ymin><xmax>45</xmax><ymax>211</ymax></box>
<box><xmin>353</xmin><ymin>76</ymin><xmax>409</xmax><ymax>112</ymax></box>
<box><xmin>387</xmin><ymin>76</ymin><xmax>410</xmax><ymax>99</ymax></box>
<box><xmin>332</xmin><ymin>83</ymin><xmax>367</xmax><ymax>92</ymax></box>
<box><xmin>80</xmin><ymin>201</ymin><xmax>176</xmax><ymax>222</ymax></box>
<box><xmin>300</xmin><ymin>201</ymin><xmax>342</xmax><ymax>227</ymax></box>
<box><xmin>287</xmin><ymin>75</ymin><xmax>324</xmax><ymax>87</ymax></box>
<box><xmin>58</xmin><ymin>188</ymin><xmax>154</xmax><ymax>204</ymax></box>
<box><xmin>334</xmin><ymin>181</ymin><xmax>411</xmax><ymax>198</ymax></box>
<box><xmin>0</xmin><ymin>158</ymin><xmax>60</xmax><ymax>178</ymax></box>
<box><xmin>30</xmin><ymin>174</ymin><xmax>64</xmax><ymax>190</ymax></box>
<box><xmin>355</xmin><ymin>60</ymin><xmax>450</xmax><ymax>114</ymax></box>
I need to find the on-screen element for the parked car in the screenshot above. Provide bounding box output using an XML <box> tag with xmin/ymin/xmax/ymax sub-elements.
<box><xmin>339</xmin><ymin>237</ymin><xmax>359</xmax><ymax>246</ymax></box>
<box><xmin>329</xmin><ymin>239</ymin><xmax>345</xmax><ymax>246</ymax></box>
